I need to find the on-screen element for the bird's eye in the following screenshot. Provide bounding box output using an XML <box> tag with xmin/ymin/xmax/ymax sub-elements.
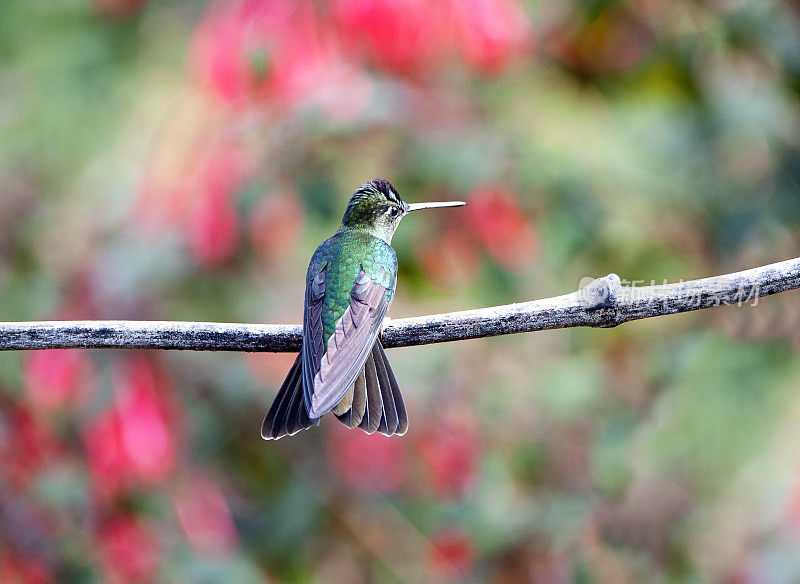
<box><xmin>389</xmin><ymin>207</ymin><xmax>400</xmax><ymax>217</ymax></box>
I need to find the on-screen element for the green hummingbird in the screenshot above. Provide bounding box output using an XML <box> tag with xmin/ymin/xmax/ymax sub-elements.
<box><xmin>261</xmin><ymin>179</ymin><xmax>466</xmax><ymax>440</ymax></box>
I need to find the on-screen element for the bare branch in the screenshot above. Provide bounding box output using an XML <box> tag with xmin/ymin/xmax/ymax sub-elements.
<box><xmin>0</xmin><ymin>257</ymin><xmax>798</xmax><ymax>352</ymax></box>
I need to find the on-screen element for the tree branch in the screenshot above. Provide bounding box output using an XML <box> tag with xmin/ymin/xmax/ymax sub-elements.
<box><xmin>0</xmin><ymin>257</ymin><xmax>798</xmax><ymax>352</ymax></box>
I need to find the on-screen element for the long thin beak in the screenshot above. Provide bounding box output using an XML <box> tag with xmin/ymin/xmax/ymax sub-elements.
<box><xmin>405</xmin><ymin>201</ymin><xmax>467</xmax><ymax>212</ymax></box>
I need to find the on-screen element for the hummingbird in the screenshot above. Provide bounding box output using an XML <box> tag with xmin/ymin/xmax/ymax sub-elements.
<box><xmin>261</xmin><ymin>179</ymin><xmax>466</xmax><ymax>439</ymax></box>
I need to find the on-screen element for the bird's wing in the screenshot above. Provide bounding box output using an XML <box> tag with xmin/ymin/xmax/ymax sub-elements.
<box><xmin>301</xmin><ymin>265</ymin><xmax>327</xmax><ymax>421</ymax></box>
<box><xmin>304</xmin><ymin>268</ymin><xmax>389</xmax><ymax>419</ymax></box>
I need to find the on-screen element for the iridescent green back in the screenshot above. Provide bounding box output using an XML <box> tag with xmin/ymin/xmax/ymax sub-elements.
<box><xmin>306</xmin><ymin>230</ymin><xmax>397</xmax><ymax>345</ymax></box>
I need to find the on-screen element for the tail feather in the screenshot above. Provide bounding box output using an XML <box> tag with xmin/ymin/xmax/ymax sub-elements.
<box><xmin>358</xmin><ymin>348</ymin><xmax>383</xmax><ymax>433</ymax></box>
<box><xmin>262</xmin><ymin>354</ymin><xmax>316</xmax><ymax>440</ymax></box>
<box><xmin>261</xmin><ymin>354</ymin><xmax>300</xmax><ymax>439</ymax></box>
<box><xmin>351</xmin><ymin>370</ymin><xmax>367</xmax><ymax>426</ymax></box>
<box><xmin>264</xmin><ymin>341</ymin><xmax>408</xmax><ymax>440</ymax></box>
<box><xmin>377</xmin><ymin>413</ymin><xmax>388</xmax><ymax>434</ymax></box>
<box><xmin>375</xmin><ymin>340</ymin><xmax>407</xmax><ymax>435</ymax></box>
<box><xmin>287</xmin><ymin>373</ymin><xmax>312</xmax><ymax>435</ymax></box>
<box><xmin>336</xmin><ymin>339</ymin><xmax>407</xmax><ymax>437</ymax></box>
<box><xmin>372</xmin><ymin>341</ymin><xmax>399</xmax><ymax>435</ymax></box>
<box><xmin>335</xmin><ymin>369</ymin><xmax>367</xmax><ymax>428</ymax></box>
<box><xmin>335</xmin><ymin>398</ymin><xmax>354</xmax><ymax>428</ymax></box>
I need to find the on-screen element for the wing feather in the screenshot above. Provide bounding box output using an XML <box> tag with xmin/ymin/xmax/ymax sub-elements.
<box><xmin>302</xmin><ymin>267</ymin><xmax>327</xmax><ymax>420</ymax></box>
<box><xmin>308</xmin><ymin>269</ymin><xmax>388</xmax><ymax>419</ymax></box>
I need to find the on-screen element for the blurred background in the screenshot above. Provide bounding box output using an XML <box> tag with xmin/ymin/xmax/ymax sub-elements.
<box><xmin>1</xmin><ymin>0</ymin><xmax>800</xmax><ymax>582</ymax></box>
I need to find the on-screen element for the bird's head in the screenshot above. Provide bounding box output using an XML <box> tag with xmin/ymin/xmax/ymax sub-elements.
<box><xmin>341</xmin><ymin>179</ymin><xmax>465</xmax><ymax>243</ymax></box>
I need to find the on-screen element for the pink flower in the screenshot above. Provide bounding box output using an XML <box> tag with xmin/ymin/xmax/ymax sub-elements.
<box><xmin>333</xmin><ymin>0</ymin><xmax>448</xmax><ymax>75</ymax></box>
<box><xmin>84</xmin><ymin>409</ymin><xmax>129</xmax><ymax>499</ymax></box>
<box><xmin>96</xmin><ymin>515</ymin><xmax>160</xmax><ymax>584</ymax></box>
<box><xmin>418</xmin><ymin>411</ymin><xmax>480</xmax><ymax>499</ymax></box>
<box><xmin>334</xmin><ymin>0</ymin><xmax>531</xmax><ymax>75</ymax></box>
<box><xmin>186</xmin><ymin>143</ymin><xmax>247</xmax><ymax>266</ymax></box>
<box><xmin>84</xmin><ymin>356</ymin><xmax>178</xmax><ymax>498</ymax></box>
<box><xmin>173</xmin><ymin>475</ymin><xmax>238</xmax><ymax>557</ymax></box>
<box><xmin>326</xmin><ymin>422</ymin><xmax>408</xmax><ymax>494</ymax></box>
<box><xmin>137</xmin><ymin>126</ymin><xmax>249</xmax><ymax>267</ymax></box>
<box><xmin>187</xmin><ymin>183</ymin><xmax>241</xmax><ymax>267</ymax></box>
<box><xmin>0</xmin><ymin>551</ymin><xmax>52</xmax><ymax>584</ymax></box>
<box><xmin>0</xmin><ymin>405</ymin><xmax>61</xmax><ymax>489</ymax></box>
<box><xmin>427</xmin><ymin>527</ymin><xmax>476</xmax><ymax>579</ymax></box>
<box><xmin>190</xmin><ymin>0</ymin><xmax>286</xmax><ymax>105</ymax></box>
<box><xmin>192</xmin><ymin>0</ymin><xmax>369</xmax><ymax>117</ymax></box>
<box><xmin>450</xmin><ymin>0</ymin><xmax>532</xmax><ymax>74</ymax></box>
<box><xmin>24</xmin><ymin>349</ymin><xmax>92</xmax><ymax>412</ymax></box>
<box><xmin>114</xmin><ymin>358</ymin><xmax>177</xmax><ymax>483</ymax></box>
<box><xmin>270</xmin><ymin>14</ymin><xmax>370</xmax><ymax>120</ymax></box>
<box><xmin>466</xmin><ymin>186</ymin><xmax>538</xmax><ymax>270</ymax></box>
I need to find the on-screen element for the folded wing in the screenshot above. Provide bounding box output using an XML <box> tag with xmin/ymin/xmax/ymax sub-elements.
<box><xmin>304</xmin><ymin>268</ymin><xmax>389</xmax><ymax>420</ymax></box>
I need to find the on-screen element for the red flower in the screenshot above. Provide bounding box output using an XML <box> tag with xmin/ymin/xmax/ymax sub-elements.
<box><xmin>418</xmin><ymin>411</ymin><xmax>480</xmax><ymax>499</ymax></box>
<box><xmin>190</xmin><ymin>0</ymin><xmax>287</xmax><ymax>105</ymax></box>
<box><xmin>136</xmin><ymin>122</ymin><xmax>249</xmax><ymax>267</ymax></box>
<box><xmin>326</xmin><ymin>422</ymin><xmax>408</xmax><ymax>494</ymax></box>
<box><xmin>96</xmin><ymin>515</ymin><xmax>160</xmax><ymax>584</ymax></box>
<box><xmin>0</xmin><ymin>551</ymin><xmax>52</xmax><ymax>584</ymax></box>
<box><xmin>84</xmin><ymin>357</ymin><xmax>178</xmax><ymax>498</ymax></box>
<box><xmin>450</xmin><ymin>0</ymin><xmax>532</xmax><ymax>74</ymax></box>
<box><xmin>173</xmin><ymin>475</ymin><xmax>238</xmax><ymax>557</ymax></box>
<box><xmin>0</xmin><ymin>405</ymin><xmax>62</xmax><ymax>489</ymax></box>
<box><xmin>333</xmin><ymin>0</ymin><xmax>449</xmax><ymax>75</ymax></box>
<box><xmin>187</xmin><ymin>187</ymin><xmax>241</xmax><ymax>267</ymax></box>
<box><xmin>427</xmin><ymin>527</ymin><xmax>476</xmax><ymax>579</ymax></box>
<box><xmin>84</xmin><ymin>409</ymin><xmax>129</xmax><ymax>499</ymax></box>
<box><xmin>269</xmin><ymin>13</ymin><xmax>370</xmax><ymax>120</ymax></box>
<box><xmin>192</xmin><ymin>0</ymin><xmax>369</xmax><ymax>118</ymax></box>
<box><xmin>334</xmin><ymin>0</ymin><xmax>531</xmax><ymax>76</ymax></box>
<box><xmin>186</xmin><ymin>143</ymin><xmax>247</xmax><ymax>266</ymax></box>
<box><xmin>24</xmin><ymin>349</ymin><xmax>92</xmax><ymax>412</ymax></box>
<box><xmin>115</xmin><ymin>358</ymin><xmax>177</xmax><ymax>482</ymax></box>
<box><xmin>415</xmin><ymin>224</ymin><xmax>481</xmax><ymax>290</ymax></box>
<box><xmin>466</xmin><ymin>186</ymin><xmax>538</xmax><ymax>270</ymax></box>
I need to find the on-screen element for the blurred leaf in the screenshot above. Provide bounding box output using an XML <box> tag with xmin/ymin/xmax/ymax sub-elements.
<box><xmin>537</xmin><ymin>353</ymin><xmax>603</xmax><ymax>420</ymax></box>
<box><xmin>638</xmin><ymin>335</ymin><xmax>796</xmax><ymax>493</ymax></box>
